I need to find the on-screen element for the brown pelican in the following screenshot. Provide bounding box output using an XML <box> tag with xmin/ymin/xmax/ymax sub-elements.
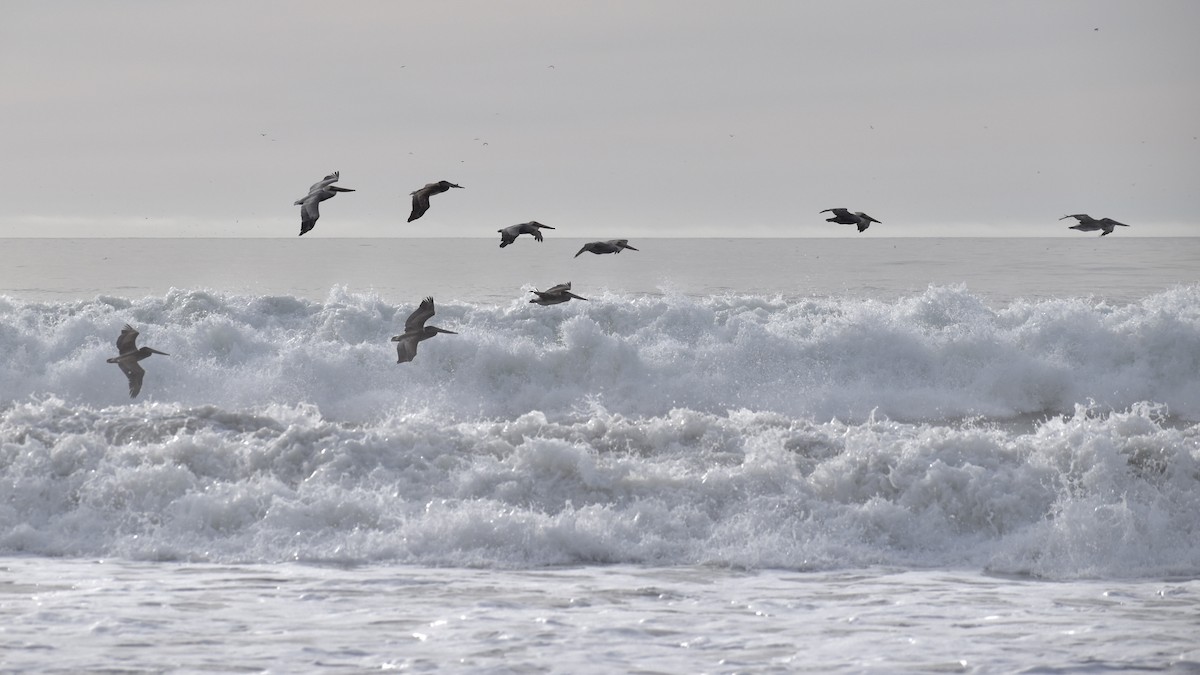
<box><xmin>498</xmin><ymin>221</ymin><xmax>554</xmax><ymax>248</ymax></box>
<box><xmin>1060</xmin><ymin>214</ymin><xmax>1130</xmax><ymax>236</ymax></box>
<box><xmin>391</xmin><ymin>297</ymin><xmax>457</xmax><ymax>364</ymax></box>
<box><xmin>529</xmin><ymin>282</ymin><xmax>588</xmax><ymax>305</ymax></box>
<box><xmin>106</xmin><ymin>324</ymin><xmax>169</xmax><ymax>398</ymax></box>
<box><xmin>408</xmin><ymin>180</ymin><xmax>463</xmax><ymax>222</ymax></box>
<box><xmin>821</xmin><ymin>208</ymin><xmax>881</xmax><ymax>232</ymax></box>
<box><xmin>295</xmin><ymin>171</ymin><xmax>355</xmax><ymax>236</ymax></box>
<box><xmin>574</xmin><ymin>239</ymin><xmax>638</xmax><ymax>258</ymax></box>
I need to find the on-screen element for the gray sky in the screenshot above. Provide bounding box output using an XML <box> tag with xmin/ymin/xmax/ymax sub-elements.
<box><xmin>3</xmin><ymin>1</ymin><xmax>1197</xmax><ymax>237</ymax></box>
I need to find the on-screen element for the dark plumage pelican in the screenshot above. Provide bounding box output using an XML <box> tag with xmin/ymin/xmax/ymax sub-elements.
<box><xmin>408</xmin><ymin>180</ymin><xmax>463</xmax><ymax>222</ymax></box>
<box><xmin>1060</xmin><ymin>214</ymin><xmax>1130</xmax><ymax>236</ymax></box>
<box><xmin>295</xmin><ymin>171</ymin><xmax>355</xmax><ymax>236</ymax></box>
<box><xmin>106</xmin><ymin>324</ymin><xmax>169</xmax><ymax>398</ymax></box>
<box><xmin>574</xmin><ymin>239</ymin><xmax>638</xmax><ymax>258</ymax></box>
<box><xmin>821</xmin><ymin>208</ymin><xmax>881</xmax><ymax>232</ymax></box>
<box><xmin>498</xmin><ymin>221</ymin><xmax>554</xmax><ymax>248</ymax></box>
<box><xmin>529</xmin><ymin>282</ymin><xmax>588</xmax><ymax>305</ymax></box>
<box><xmin>391</xmin><ymin>297</ymin><xmax>457</xmax><ymax>364</ymax></box>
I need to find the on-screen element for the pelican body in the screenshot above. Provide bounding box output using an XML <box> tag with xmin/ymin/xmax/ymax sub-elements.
<box><xmin>529</xmin><ymin>282</ymin><xmax>588</xmax><ymax>305</ymax></box>
<box><xmin>106</xmin><ymin>324</ymin><xmax>169</xmax><ymax>397</ymax></box>
<box><xmin>295</xmin><ymin>171</ymin><xmax>355</xmax><ymax>236</ymax></box>
<box><xmin>574</xmin><ymin>239</ymin><xmax>638</xmax><ymax>258</ymax></box>
<box><xmin>408</xmin><ymin>180</ymin><xmax>463</xmax><ymax>222</ymax></box>
<box><xmin>821</xmin><ymin>208</ymin><xmax>881</xmax><ymax>232</ymax></box>
<box><xmin>391</xmin><ymin>296</ymin><xmax>457</xmax><ymax>363</ymax></box>
<box><xmin>499</xmin><ymin>221</ymin><xmax>554</xmax><ymax>248</ymax></box>
<box><xmin>1060</xmin><ymin>214</ymin><xmax>1130</xmax><ymax>236</ymax></box>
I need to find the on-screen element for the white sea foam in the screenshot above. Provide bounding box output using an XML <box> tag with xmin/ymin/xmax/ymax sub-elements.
<box><xmin>2</xmin><ymin>284</ymin><xmax>1198</xmax><ymax>421</ymax></box>
<box><xmin>1</xmin><ymin>285</ymin><xmax>1198</xmax><ymax>576</ymax></box>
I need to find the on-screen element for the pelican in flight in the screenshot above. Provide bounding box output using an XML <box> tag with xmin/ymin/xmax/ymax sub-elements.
<box><xmin>498</xmin><ymin>221</ymin><xmax>554</xmax><ymax>248</ymax></box>
<box><xmin>408</xmin><ymin>180</ymin><xmax>463</xmax><ymax>222</ymax></box>
<box><xmin>574</xmin><ymin>239</ymin><xmax>638</xmax><ymax>258</ymax></box>
<box><xmin>1060</xmin><ymin>214</ymin><xmax>1130</xmax><ymax>236</ymax></box>
<box><xmin>529</xmin><ymin>282</ymin><xmax>588</xmax><ymax>305</ymax></box>
<box><xmin>391</xmin><ymin>297</ymin><xmax>457</xmax><ymax>364</ymax></box>
<box><xmin>821</xmin><ymin>208</ymin><xmax>881</xmax><ymax>232</ymax></box>
<box><xmin>106</xmin><ymin>324</ymin><xmax>169</xmax><ymax>398</ymax></box>
<box><xmin>295</xmin><ymin>171</ymin><xmax>355</xmax><ymax>236</ymax></box>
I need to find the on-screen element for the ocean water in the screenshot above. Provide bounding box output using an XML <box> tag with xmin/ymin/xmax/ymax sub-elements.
<box><xmin>1</xmin><ymin>237</ymin><xmax>1199</xmax><ymax>673</ymax></box>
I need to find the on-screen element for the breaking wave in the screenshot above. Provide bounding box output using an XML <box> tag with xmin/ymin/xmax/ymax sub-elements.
<box><xmin>1</xmin><ymin>285</ymin><xmax>1198</xmax><ymax>577</ymax></box>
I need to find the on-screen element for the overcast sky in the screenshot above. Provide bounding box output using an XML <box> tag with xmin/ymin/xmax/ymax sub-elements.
<box><xmin>3</xmin><ymin>1</ymin><xmax>1197</xmax><ymax>237</ymax></box>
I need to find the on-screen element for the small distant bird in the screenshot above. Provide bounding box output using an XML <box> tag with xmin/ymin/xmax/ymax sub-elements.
<box><xmin>106</xmin><ymin>324</ymin><xmax>169</xmax><ymax>398</ymax></box>
<box><xmin>391</xmin><ymin>297</ymin><xmax>458</xmax><ymax>364</ymax></box>
<box><xmin>294</xmin><ymin>171</ymin><xmax>355</xmax><ymax>236</ymax></box>
<box><xmin>1060</xmin><ymin>214</ymin><xmax>1130</xmax><ymax>236</ymax></box>
<box><xmin>498</xmin><ymin>221</ymin><xmax>554</xmax><ymax>248</ymax></box>
<box><xmin>529</xmin><ymin>282</ymin><xmax>588</xmax><ymax>305</ymax></box>
<box><xmin>821</xmin><ymin>208</ymin><xmax>882</xmax><ymax>233</ymax></box>
<box><xmin>574</xmin><ymin>239</ymin><xmax>638</xmax><ymax>258</ymax></box>
<box><xmin>408</xmin><ymin>180</ymin><xmax>463</xmax><ymax>222</ymax></box>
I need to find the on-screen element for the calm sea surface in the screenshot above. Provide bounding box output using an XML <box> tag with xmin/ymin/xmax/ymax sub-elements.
<box><xmin>2</xmin><ymin>237</ymin><xmax>1196</xmax><ymax>304</ymax></box>
<box><xmin>1</xmin><ymin>237</ymin><xmax>1198</xmax><ymax>673</ymax></box>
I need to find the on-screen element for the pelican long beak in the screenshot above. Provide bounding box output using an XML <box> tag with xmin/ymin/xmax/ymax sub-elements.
<box><xmin>436</xmin><ymin>328</ymin><xmax>458</xmax><ymax>335</ymax></box>
<box><xmin>624</xmin><ymin>245</ymin><xmax>639</xmax><ymax>251</ymax></box>
<box><xmin>332</xmin><ymin>187</ymin><xmax>355</xmax><ymax>192</ymax></box>
<box><xmin>150</xmin><ymin>349</ymin><xmax>170</xmax><ymax>356</ymax></box>
<box><xmin>450</xmin><ymin>184</ymin><xmax>464</xmax><ymax>189</ymax></box>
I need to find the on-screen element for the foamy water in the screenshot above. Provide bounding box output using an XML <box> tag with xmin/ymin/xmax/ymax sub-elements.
<box><xmin>4</xmin><ymin>560</ymin><xmax>1198</xmax><ymax>673</ymax></box>
<box><xmin>1</xmin><ymin>238</ymin><xmax>1198</xmax><ymax>671</ymax></box>
<box><xmin>2</xmin><ymin>284</ymin><xmax>1198</xmax><ymax>576</ymax></box>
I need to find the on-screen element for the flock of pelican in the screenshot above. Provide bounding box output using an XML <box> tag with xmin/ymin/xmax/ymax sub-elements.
<box><xmin>109</xmin><ymin>171</ymin><xmax>1133</xmax><ymax>396</ymax></box>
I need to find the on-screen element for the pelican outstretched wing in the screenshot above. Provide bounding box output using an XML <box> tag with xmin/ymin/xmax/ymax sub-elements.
<box><xmin>119</xmin><ymin>360</ymin><xmax>145</xmax><ymax>397</ymax></box>
<box><xmin>394</xmin><ymin>337</ymin><xmax>419</xmax><ymax>364</ymax></box>
<box><xmin>404</xmin><ymin>297</ymin><xmax>436</xmax><ymax>332</ymax></box>
<box><xmin>309</xmin><ymin>171</ymin><xmax>340</xmax><ymax>194</ymax></box>
<box><xmin>299</xmin><ymin>201</ymin><xmax>320</xmax><ymax>236</ymax></box>
<box><xmin>409</xmin><ymin>190</ymin><xmax>431</xmax><ymax>222</ymax></box>
<box><xmin>115</xmin><ymin>324</ymin><xmax>139</xmax><ymax>355</ymax></box>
